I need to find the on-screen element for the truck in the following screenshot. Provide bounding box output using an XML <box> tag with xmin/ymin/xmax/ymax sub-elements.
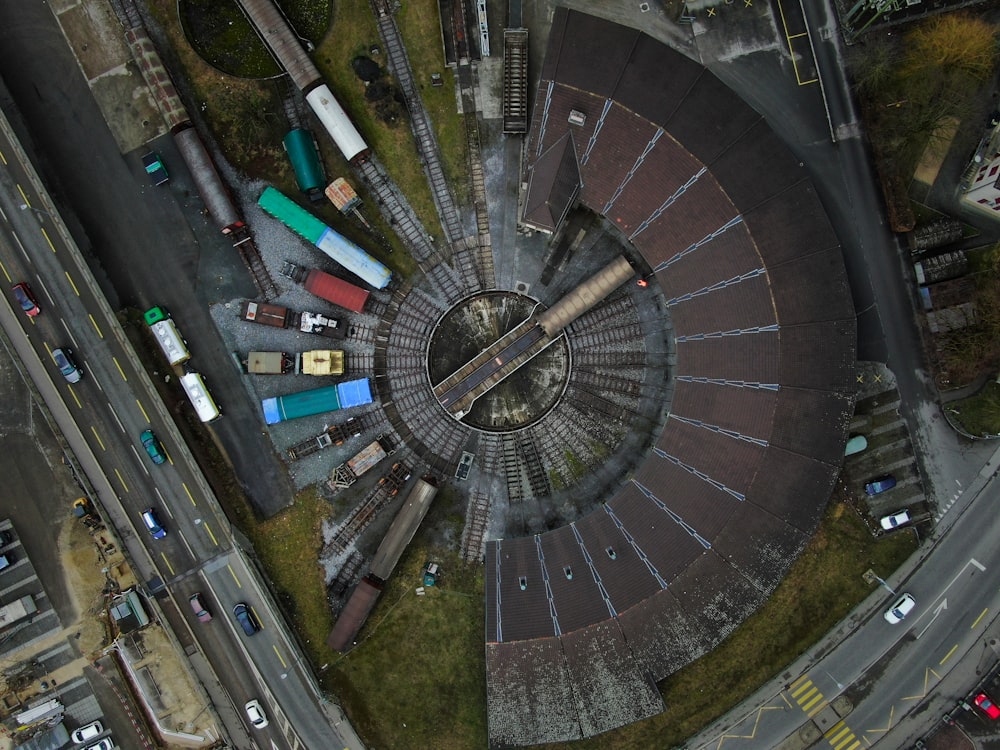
<box><xmin>262</xmin><ymin>378</ymin><xmax>373</xmax><ymax>425</ymax></box>
<box><xmin>244</xmin><ymin>350</ymin><xmax>345</xmax><ymax>376</ymax></box>
<box><xmin>286</xmin><ymin>417</ymin><xmax>362</xmax><ymax>461</ymax></box>
<box><xmin>240</xmin><ymin>300</ymin><xmax>346</xmax><ymax>340</ymax></box>
<box><xmin>144</xmin><ymin>306</ymin><xmax>191</xmax><ymax>366</ymax></box>
<box><xmin>328</xmin><ymin>436</ymin><xmax>396</xmax><ymax>490</ymax></box>
<box><xmin>0</xmin><ymin>595</ymin><xmax>37</xmax><ymax>629</ymax></box>
<box><xmin>280</xmin><ymin>261</ymin><xmax>369</xmax><ymax>313</ymax></box>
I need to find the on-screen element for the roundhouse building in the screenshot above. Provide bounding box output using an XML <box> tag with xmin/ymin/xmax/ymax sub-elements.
<box><xmin>484</xmin><ymin>9</ymin><xmax>857</xmax><ymax>746</ymax></box>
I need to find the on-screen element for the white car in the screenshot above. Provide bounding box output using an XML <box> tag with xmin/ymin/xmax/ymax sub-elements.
<box><xmin>245</xmin><ymin>699</ymin><xmax>268</xmax><ymax>729</ymax></box>
<box><xmin>879</xmin><ymin>509</ymin><xmax>911</xmax><ymax>531</ymax></box>
<box><xmin>884</xmin><ymin>593</ymin><xmax>916</xmax><ymax>624</ymax></box>
<box><xmin>71</xmin><ymin>721</ymin><xmax>104</xmax><ymax>744</ymax></box>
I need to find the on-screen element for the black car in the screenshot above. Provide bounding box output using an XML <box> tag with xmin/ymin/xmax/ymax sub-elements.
<box><xmin>233</xmin><ymin>602</ymin><xmax>259</xmax><ymax>636</ymax></box>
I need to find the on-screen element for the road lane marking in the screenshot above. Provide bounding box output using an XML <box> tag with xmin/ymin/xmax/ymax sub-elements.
<box><xmin>160</xmin><ymin>552</ymin><xmax>175</xmax><ymax>576</ymax></box>
<box><xmin>972</xmin><ymin>608</ymin><xmax>989</xmax><ymax>629</ymax></box>
<box><xmin>40</xmin><ymin>227</ymin><xmax>56</xmax><ymax>253</ymax></box>
<box><xmin>68</xmin><ymin>385</ymin><xmax>81</xmax><ymax>409</ymax></box>
<box><xmin>202</xmin><ymin>522</ymin><xmax>218</xmax><ymax>546</ymax></box>
<box><xmin>89</xmin><ymin>314</ymin><xmax>103</xmax><ymax>338</ymax></box>
<box><xmin>183</xmin><ymin>483</ymin><xmax>196</xmax><ymax>506</ymax></box>
<box><xmin>90</xmin><ymin>425</ymin><xmax>105</xmax><ymax>451</ymax></box>
<box><xmin>228</xmin><ymin>564</ymin><xmax>242</xmax><ymax>587</ymax></box>
<box><xmin>64</xmin><ymin>271</ymin><xmax>79</xmax><ymax>296</ymax></box>
<box><xmin>108</xmin><ymin>404</ymin><xmax>125</xmax><ymax>433</ymax></box>
<box><xmin>0</xmin><ymin>260</ymin><xmax>9</xmax><ymax>282</ymax></box>
<box><xmin>114</xmin><ymin>468</ymin><xmax>128</xmax><ymax>492</ymax></box>
<box><xmin>136</xmin><ymin>400</ymin><xmax>149</xmax><ymax>423</ymax></box>
<box><xmin>113</xmin><ymin>357</ymin><xmax>127</xmax><ymax>381</ymax></box>
<box><xmin>273</xmin><ymin>645</ymin><xmax>287</xmax><ymax>668</ymax></box>
<box><xmin>939</xmin><ymin>644</ymin><xmax>957</xmax><ymax>665</ymax></box>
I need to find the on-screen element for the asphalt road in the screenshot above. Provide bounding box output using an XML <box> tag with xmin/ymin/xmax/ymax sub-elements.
<box><xmin>0</xmin><ymin>4</ymin><xmax>359</xmax><ymax>749</ymax></box>
<box><xmin>0</xmin><ymin>0</ymin><xmax>294</xmax><ymax>519</ymax></box>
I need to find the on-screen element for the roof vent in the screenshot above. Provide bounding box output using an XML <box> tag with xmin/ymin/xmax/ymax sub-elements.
<box><xmin>568</xmin><ymin>110</ymin><xmax>586</xmax><ymax>127</ymax></box>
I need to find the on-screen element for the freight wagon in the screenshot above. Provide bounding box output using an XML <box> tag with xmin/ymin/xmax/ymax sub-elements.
<box><xmin>245</xmin><ymin>350</ymin><xmax>344</xmax><ymax>376</ymax></box>
<box><xmin>239</xmin><ymin>300</ymin><xmax>346</xmax><ymax>340</ymax></box>
<box><xmin>328</xmin><ymin>436</ymin><xmax>396</xmax><ymax>490</ymax></box>
<box><xmin>261</xmin><ymin>378</ymin><xmax>373</xmax><ymax>425</ymax></box>
<box><xmin>258</xmin><ymin>186</ymin><xmax>391</xmax><ymax>290</ymax></box>
<box><xmin>280</xmin><ymin>262</ymin><xmax>369</xmax><ymax>313</ymax></box>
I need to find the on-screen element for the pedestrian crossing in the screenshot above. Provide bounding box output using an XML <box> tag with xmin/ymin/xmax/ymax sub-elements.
<box><xmin>788</xmin><ymin>675</ymin><xmax>862</xmax><ymax>750</ymax></box>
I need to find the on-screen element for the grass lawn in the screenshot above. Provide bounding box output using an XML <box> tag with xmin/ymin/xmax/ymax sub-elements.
<box><xmin>238</xmin><ymin>481</ymin><xmax>914</xmax><ymax>750</ymax></box>
<box><xmin>949</xmin><ymin>380</ymin><xmax>1000</xmax><ymax>437</ymax></box>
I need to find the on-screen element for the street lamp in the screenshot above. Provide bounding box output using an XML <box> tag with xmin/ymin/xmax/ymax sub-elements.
<box><xmin>19</xmin><ymin>203</ymin><xmax>50</xmax><ymax>220</ymax></box>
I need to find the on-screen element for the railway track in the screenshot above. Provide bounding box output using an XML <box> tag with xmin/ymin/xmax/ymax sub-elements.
<box><xmin>355</xmin><ymin>158</ymin><xmax>436</xmax><ymax>262</ymax></box>
<box><xmin>371</xmin><ymin>6</ymin><xmax>467</xmax><ymax>248</ymax></box>
<box><xmin>236</xmin><ymin>238</ymin><xmax>280</xmax><ymax>300</ymax></box>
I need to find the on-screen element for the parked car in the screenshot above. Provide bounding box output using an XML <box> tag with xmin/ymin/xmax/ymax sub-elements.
<box><xmin>244</xmin><ymin>699</ymin><xmax>269</xmax><ymax>729</ymax></box>
<box><xmin>233</xmin><ymin>602</ymin><xmax>259</xmax><ymax>636</ymax></box>
<box><xmin>884</xmin><ymin>592</ymin><xmax>916</xmax><ymax>624</ymax></box>
<box><xmin>879</xmin><ymin>509</ymin><xmax>911</xmax><ymax>531</ymax></box>
<box><xmin>140</xmin><ymin>429</ymin><xmax>166</xmax><ymax>465</ymax></box>
<box><xmin>82</xmin><ymin>739</ymin><xmax>113</xmax><ymax>750</ymax></box>
<box><xmin>11</xmin><ymin>282</ymin><xmax>40</xmax><ymax>317</ymax></box>
<box><xmin>71</xmin><ymin>721</ymin><xmax>104</xmax><ymax>744</ymax></box>
<box><xmin>188</xmin><ymin>593</ymin><xmax>212</xmax><ymax>623</ymax></box>
<box><xmin>865</xmin><ymin>475</ymin><xmax>897</xmax><ymax>496</ymax></box>
<box><xmin>142</xmin><ymin>152</ymin><xmax>169</xmax><ymax>185</ymax></box>
<box><xmin>52</xmin><ymin>347</ymin><xmax>83</xmax><ymax>384</ymax></box>
<box><xmin>141</xmin><ymin>507</ymin><xmax>166</xmax><ymax>540</ymax></box>
<box><xmin>0</xmin><ymin>553</ymin><xmax>13</xmax><ymax>572</ymax></box>
<box><xmin>975</xmin><ymin>692</ymin><xmax>1000</xmax><ymax>719</ymax></box>
<box><xmin>845</xmin><ymin>435</ymin><xmax>868</xmax><ymax>456</ymax></box>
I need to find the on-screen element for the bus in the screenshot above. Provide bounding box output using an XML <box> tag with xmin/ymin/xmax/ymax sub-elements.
<box><xmin>144</xmin><ymin>307</ymin><xmax>191</xmax><ymax>366</ymax></box>
<box><xmin>179</xmin><ymin>372</ymin><xmax>221</xmax><ymax>422</ymax></box>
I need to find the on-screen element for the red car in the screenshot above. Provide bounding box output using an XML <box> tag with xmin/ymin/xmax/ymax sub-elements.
<box><xmin>12</xmin><ymin>282</ymin><xmax>39</xmax><ymax>317</ymax></box>
<box><xmin>975</xmin><ymin>692</ymin><xmax>1000</xmax><ymax>719</ymax></box>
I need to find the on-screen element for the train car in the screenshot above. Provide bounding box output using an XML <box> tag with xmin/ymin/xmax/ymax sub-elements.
<box><xmin>258</xmin><ymin>187</ymin><xmax>391</xmax><ymax>290</ymax></box>
<box><xmin>180</xmin><ymin>372</ymin><xmax>221</xmax><ymax>422</ymax></box>
<box><xmin>369</xmin><ymin>477</ymin><xmax>440</xmax><ymax>580</ymax></box>
<box><xmin>261</xmin><ymin>378</ymin><xmax>372</xmax><ymax>425</ymax></box>
<box><xmin>327</xmin><ymin>577</ymin><xmax>382</xmax><ymax>652</ymax></box>
<box><xmin>302</xmin><ymin>268</ymin><xmax>369</xmax><ymax>313</ymax></box>
<box><xmin>304</xmin><ymin>83</ymin><xmax>369</xmax><ymax>163</ymax></box>
<box><xmin>283</xmin><ymin>129</ymin><xmax>326</xmax><ymax>198</ymax></box>
<box><xmin>173</xmin><ymin>124</ymin><xmax>246</xmax><ymax>236</ymax></box>
<box><xmin>327</xmin><ymin>476</ymin><xmax>439</xmax><ymax>652</ymax></box>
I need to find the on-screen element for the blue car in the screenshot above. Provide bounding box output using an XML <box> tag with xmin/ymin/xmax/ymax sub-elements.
<box><xmin>864</xmin><ymin>475</ymin><xmax>897</xmax><ymax>496</ymax></box>
<box><xmin>141</xmin><ymin>507</ymin><xmax>166</xmax><ymax>539</ymax></box>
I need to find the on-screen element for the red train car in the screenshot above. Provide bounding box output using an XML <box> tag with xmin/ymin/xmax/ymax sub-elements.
<box><xmin>303</xmin><ymin>268</ymin><xmax>369</xmax><ymax>313</ymax></box>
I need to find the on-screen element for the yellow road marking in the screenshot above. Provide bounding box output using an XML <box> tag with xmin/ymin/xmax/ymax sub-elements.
<box><xmin>939</xmin><ymin>644</ymin><xmax>958</xmax><ymax>665</ymax></box>
<box><xmin>273</xmin><ymin>645</ymin><xmax>287</xmax><ymax>668</ymax></box>
<box><xmin>0</xmin><ymin>261</ymin><xmax>10</xmax><ymax>282</ymax></box>
<box><xmin>114</xmin><ymin>468</ymin><xmax>128</xmax><ymax>492</ymax></box>
<box><xmin>64</xmin><ymin>271</ymin><xmax>79</xmax><ymax>296</ymax></box>
<box><xmin>17</xmin><ymin>185</ymin><xmax>30</xmax><ymax>205</ymax></box>
<box><xmin>160</xmin><ymin>552</ymin><xmax>175</xmax><ymax>576</ymax></box>
<box><xmin>202</xmin><ymin>522</ymin><xmax>218</xmax><ymax>546</ymax></box>
<box><xmin>113</xmin><ymin>357</ymin><xmax>127</xmax><ymax>381</ymax></box>
<box><xmin>136</xmin><ymin>399</ymin><xmax>150</xmax><ymax>423</ymax></box>
<box><xmin>972</xmin><ymin>607</ymin><xmax>989</xmax><ymax>628</ymax></box>
<box><xmin>183</xmin><ymin>483</ymin><xmax>196</xmax><ymax>506</ymax></box>
<box><xmin>228</xmin><ymin>564</ymin><xmax>241</xmax><ymax>588</ymax></box>
<box><xmin>41</xmin><ymin>227</ymin><xmax>56</xmax><ymax>252</ymax></box>
<box><xmin>68</xmin><ymin>384</ymin><xmax>81</xmax><ymax>409</ymax></box>
<box><xmin>0</xmin><ymin>148</ymin><xmax>7</xmax><ymax>166</ymax></box>
<box><xmin>90</xmin><ymin>425</ymin><xmax>105</xmax><ymax>451</ymax></box>
<box><xmin>90</xmin><ymin>314</ymin><xmax>103</xmax><ymax>338</ymax></box>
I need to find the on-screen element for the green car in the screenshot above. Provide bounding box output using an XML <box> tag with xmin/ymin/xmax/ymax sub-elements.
<box><xmin>140</xmin><ymin>429</ymin><xmax>166</xmax><ymax>465</ymax></box>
